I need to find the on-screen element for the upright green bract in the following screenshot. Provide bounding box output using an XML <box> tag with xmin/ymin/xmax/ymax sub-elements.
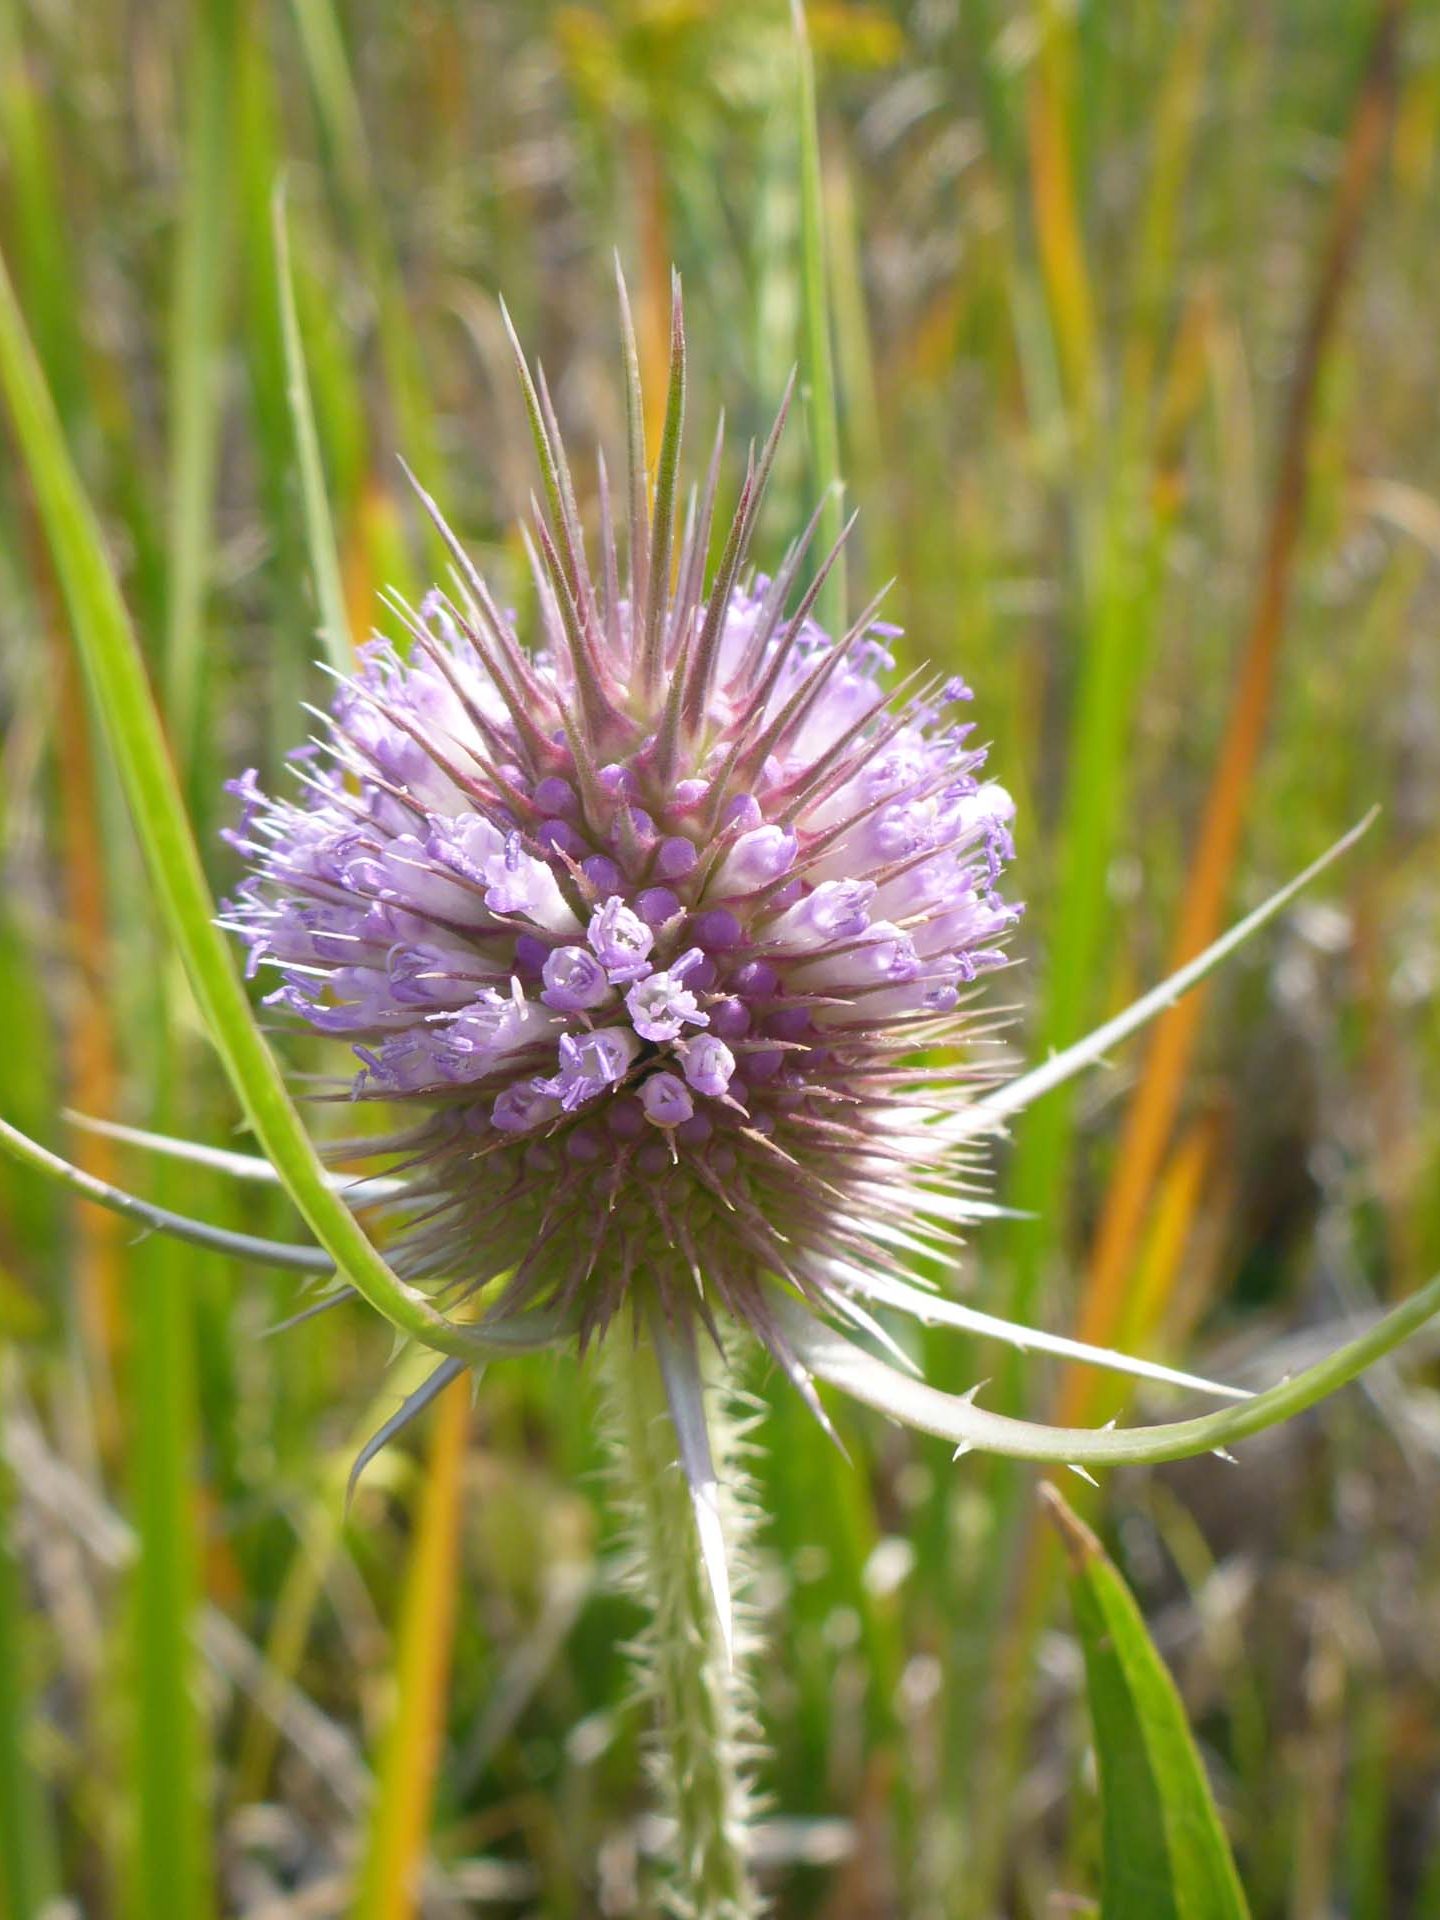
<box><xmin>1044</xmin><ymin>1486</ymin><xmax>1250</xmax><ymax>1920</ymax></box>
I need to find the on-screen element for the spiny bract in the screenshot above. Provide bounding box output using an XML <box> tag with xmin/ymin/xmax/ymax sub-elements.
<box><xmin>224</xmin><ymin>284</ymin><xmax>1019</xmax><ymax>1386</ymax></box>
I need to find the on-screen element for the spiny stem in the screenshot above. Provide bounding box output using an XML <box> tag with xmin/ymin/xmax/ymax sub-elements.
<box><xmin>600</xmin><ymin>1321</ymin><xmax>761</xmax><ymax>1920</ymax></box>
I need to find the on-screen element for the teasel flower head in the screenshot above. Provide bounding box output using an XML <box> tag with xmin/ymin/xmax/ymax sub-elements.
<box><xmin>228</xmin><ymin>283</ymin><xmax>1013</xmax><ymax>1368</ymax></box>
<box><xmin>223</xmin><ymin>280</ymin><xmax>1248</xmax><ymax>1605</ymax></box>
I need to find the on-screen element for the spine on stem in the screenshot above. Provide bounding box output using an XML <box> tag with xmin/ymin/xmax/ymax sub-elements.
<box><xmin>600</xmin><ymin>1318</ymin><xmax>763</xmax><ymax>1920</ymax></box>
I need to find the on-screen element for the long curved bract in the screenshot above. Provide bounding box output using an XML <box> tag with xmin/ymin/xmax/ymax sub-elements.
<box><xmin>771</xmin><ymin>1276</ymin><xmax>1440</xmax><ymax>1468</ymax></box>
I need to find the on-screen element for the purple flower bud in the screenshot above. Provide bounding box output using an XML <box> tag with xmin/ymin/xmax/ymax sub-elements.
<box><xmin>744</xmin><ymin>1048</ymin><xmax>784</xmax><ymax>1082</ymax></box>
<box><xmin>655</xmin><ymin>836</ymin><xmax>698</xmax><ymax>879</ymax></box>
<box><xmin>599</xmin><ymin>762</ymin><xmax>637</xmax><ymax>798</ymax></box>
<box><xmin>533</xmin><ymin>775</ymin><xmax>578</xmax><ymax>815</ymax></box>
<box><xmin>635</xmin><ymin>887</ymin><xmax>681</xmax><ymax>927</ymax></box>
<box><xmin>564</xmin><ymin>1124</ymin><xmax>603</xmax><ymax>1162</ymax></box>
<box><xmin>614</xmin><ymin>805</ymin><xmax>656</xmax><ymax>847</ymax></box>
<box><xmin>513</xmin><ymin>933</ymin><xmax>549</xmax><ymax>976</ymax></box>
<box><xmin>729</xmin><ymin>959</ymin><xmax>778</xmax><ymax>998</ymax></box>
<box><xmin>537</xmin><ymin>817</ymin><xmax>584</xmax><ymax>858</ymax></box>
<box><xmin>721</xmin><ymin>793</ymin><xmax>762</xmax><ymax>832</ymax></box>
<box><xmin>767</xmin><ymin>1006</ymin><xmax>811</xmax><ymax>1041</ymax></box>
<box><xmin>708</xmin><ymin>997</ymin><xmax>751</xmax><ymax>1039</ymax></box>
<box><xmin>691</xmin><ymin>908</ymin><xmax>743</xmax><ymax>952</ymax></box>
<box><xmin>679</xmin><ymin>953</ymin><xmax>717</xmax><ymax>990</ymax></box>
<box><xmin>605</xmin><ymin>1096</ymin><xmax>646</xmax><ymax>1140</ymax></box>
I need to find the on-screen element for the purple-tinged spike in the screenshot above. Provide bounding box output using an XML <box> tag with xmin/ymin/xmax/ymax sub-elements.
<box><xmin>698</xmin><ymin>592</ymin><xmax>888</xmax><ymax>843</ymax></box>
<box><xmin>497</xmin><ymin>297</ymin><xmax>586</xmax><ymax>604</ymax></box>
<box><xmin>680</xmin><ymin>368</ymin><xmax>796</xmax><ymax>736</ymax></box>
<box><xmin>678</xmin><ymin>449</ymin><xmax>756</xmax><ymax>734</ymax></box>
<box><xmin>535</xmin><ymin>359</ymin><xmax>602</xmax><ymax>633</ymax></box>
<box><xmin>672</xmin><ymin>410</ymin><xmax>726</xmax><ymax>663</ymax></box>
<box><xmin>596</xmin><ymin>447</ymin><xmax>622</xmax><ymax>654</ymax></box>
<box><xmin>614</xmin><ymin>257</ymin><xmax>650</xmax><ymax>655</ymax></box>
<box><xmin>532</xmin><ymin>514</ymin><xmax>623</xmax><ymax>743</ymax></box>
<box><xmin>637</xmin><ymin>271</ymin><xmax>686</xmax><ymax>703</ymax></box>
<box><xmin>728</xmin><ymin>485</ymin><xmax>838</xmax><ymax>694</ymax></box>
<box><xmin>725</xmin><ymin>508</ymin><xmax>859</xmax><ymax>744</ymax></box>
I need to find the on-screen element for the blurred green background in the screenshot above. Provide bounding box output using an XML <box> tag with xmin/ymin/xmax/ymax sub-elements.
<box><xmin>2</xmin><ymin>0</ymin><xmax>1438</xmax><ymax>1914</ymax></box>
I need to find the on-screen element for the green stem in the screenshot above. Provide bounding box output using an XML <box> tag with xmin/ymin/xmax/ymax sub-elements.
<box><xmin>600</xmin><ymin>1327</ymin><xmax>759</xmax><ymax>1920</ymax></box>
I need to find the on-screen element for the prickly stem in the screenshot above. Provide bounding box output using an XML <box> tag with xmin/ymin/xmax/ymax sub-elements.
<box><xmin>599</xmin><ymin>1318</ymin><xmax>762</xmax><ymax>1920</ymax></box>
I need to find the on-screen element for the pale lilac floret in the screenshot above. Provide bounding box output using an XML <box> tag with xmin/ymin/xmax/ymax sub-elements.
<box><xmin>546</xmin><ymin>1026</ymin><xmax>642</xmax><ymax>1111</ymax></box>
<box><xmin>541</xmin><ymin>944</ymin><xmax>613</xmax><ymax>1013</ymax></box>
<box><xmin>794</xmin><ymin>921</ymin><xmax>922</xmax><ymax>999</ymax></box>
<box><xmin>625</xmin><ymin>957</ymin><xmax>710</xmax><ymax>1043</ymax></box>
<box><xmin>711</xmin><ymin>825</ymin><xmax>798</xmax><ymax>896</ymax></box>
<box><xmin>491</xmin><ymin>1079</ymin><xmax>562</xmax><ymax>1133</ymax></box>
<box><xmin>680</xmin><ymin>1035</ymin><xmax>736</xmax><ymax>1099</ymax></box>
<box><xmin>767</xmin><ymin>879</ymin><xmax>875</xmax><ymax>952</ymax></box>
<box><xmin>388</xmin><ymin>940</ymin><xmax>497</xmax><ymax>1009</ymax></box>
<box><xmin>587</xmin><ymin>896</ymin><xmax>655</xmax><ymax>981</ymax></box>
<box><xmin>483</xmin><ymin>831</ymin><xmax>579</xmax><ymax>932</ymax></box>
<box><xmin>641</xmin><ymin>1072</ymin><xmax>695</xmax><ymax>1128</ymax></box>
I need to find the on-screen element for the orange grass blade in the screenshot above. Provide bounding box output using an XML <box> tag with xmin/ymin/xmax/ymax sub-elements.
<box><xmin>1067</xmin><ymin>0</ymin><xmax>1403</xmax><ymax>1367</ymax></box>
<box><xmin>1025</xmin><ymin>9</ymin><xmax>1098</xmax><ymax>419</ymax></box>
<box><xmin>353</xmin><ymin>1372</ymin><xmax>471</xmax><ymax>1920</ymax></box>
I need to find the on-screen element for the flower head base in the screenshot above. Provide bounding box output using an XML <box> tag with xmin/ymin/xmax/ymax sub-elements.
<box><xmin>224</xmin><ymin>282</ymin><xmax>1020</xmax><ymax>1374</ymax></box>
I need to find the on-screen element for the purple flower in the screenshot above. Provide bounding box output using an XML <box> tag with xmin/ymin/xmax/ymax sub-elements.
<box><xmin>640</xmin><ymin>1072</ymin><xmax>695</xmax><ymax>1129</ymax></box>
<box><xmin>545</xmin><ymin>1027</ymin><xmax>641</xmax><ymax>1112</ymax></box>
<box><xmin>541</xmin><ymin>944</ymin><xmax>612</xmax><ymax>1013</ymax></box>
<box><xmin>679</xmin><ymin>1035</ymin><xmax>736</xmax><ymax>1099</ymax></box>
<box><xmin>625</xmin><ymin>953</ymin><xmax>710</xmax><ymax>1043</ymax></box>
<box><xmin>223</xmin><ymin>287</ymin><xmax>1019</xmax><ymax>1362</ymax></box>
<box><xmin>711</xmin><ymin>825</ymin><xmax>798</xmax><ymax>896</ymax></box>
<box><xmin>491</xmin><ymin>1079</ymin><xmax>562</xmax><ymax>1133</ymax></box>
<box><xmin>587</xmin><ymin>896</ymin><xmax>655</xmax><ymax>981</ymax></box>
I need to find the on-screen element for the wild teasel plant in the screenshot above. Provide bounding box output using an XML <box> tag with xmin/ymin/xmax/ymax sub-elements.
<box><xmin>0</xmin><ymin>250</ymin><xmax>1428</xmax><ymax>1916</ymax></box>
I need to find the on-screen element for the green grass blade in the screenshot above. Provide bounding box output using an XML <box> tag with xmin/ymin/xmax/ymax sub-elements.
<box><xmin>0</xmin><ymin>237</ymin><xmax>521</xmax><ymax>1366</ymax></box>
<box><xmin>127</xmin><ymin>1211</ymin><xmax>212</xmax><ymax>1920</ymax></box>
<box><xmin>0</xmin><ymin>0</ymin><xmax>84</xmax><ymax>427</ymax></box>
<box><xmin>273</xmin><ymin>190</ymin><xmax>353</xmax><ymax>675</ymax></box>
<box><xmin>285</xmin><ymin>0</ymin><xmax>446</xmax><ymax>530</ymax></box>
<box><xmin>1042</xmin><ymin>1486</ymin><xmax>1250</xmax><ymax>1918</ymax></box>
<box><xmin>163</xmin><ymin>0</ymin><xmax>238</xmax><ymax>767</ymax></box>
<box><xmin>792</xmin><ymin>0</ymin><xmax>844</xmax><ymax>635</ymax></box>
<box><xmin>0</xmin><ymin>1453</ymin><xmax>57</xmax><ymax>1920</ymax></box>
